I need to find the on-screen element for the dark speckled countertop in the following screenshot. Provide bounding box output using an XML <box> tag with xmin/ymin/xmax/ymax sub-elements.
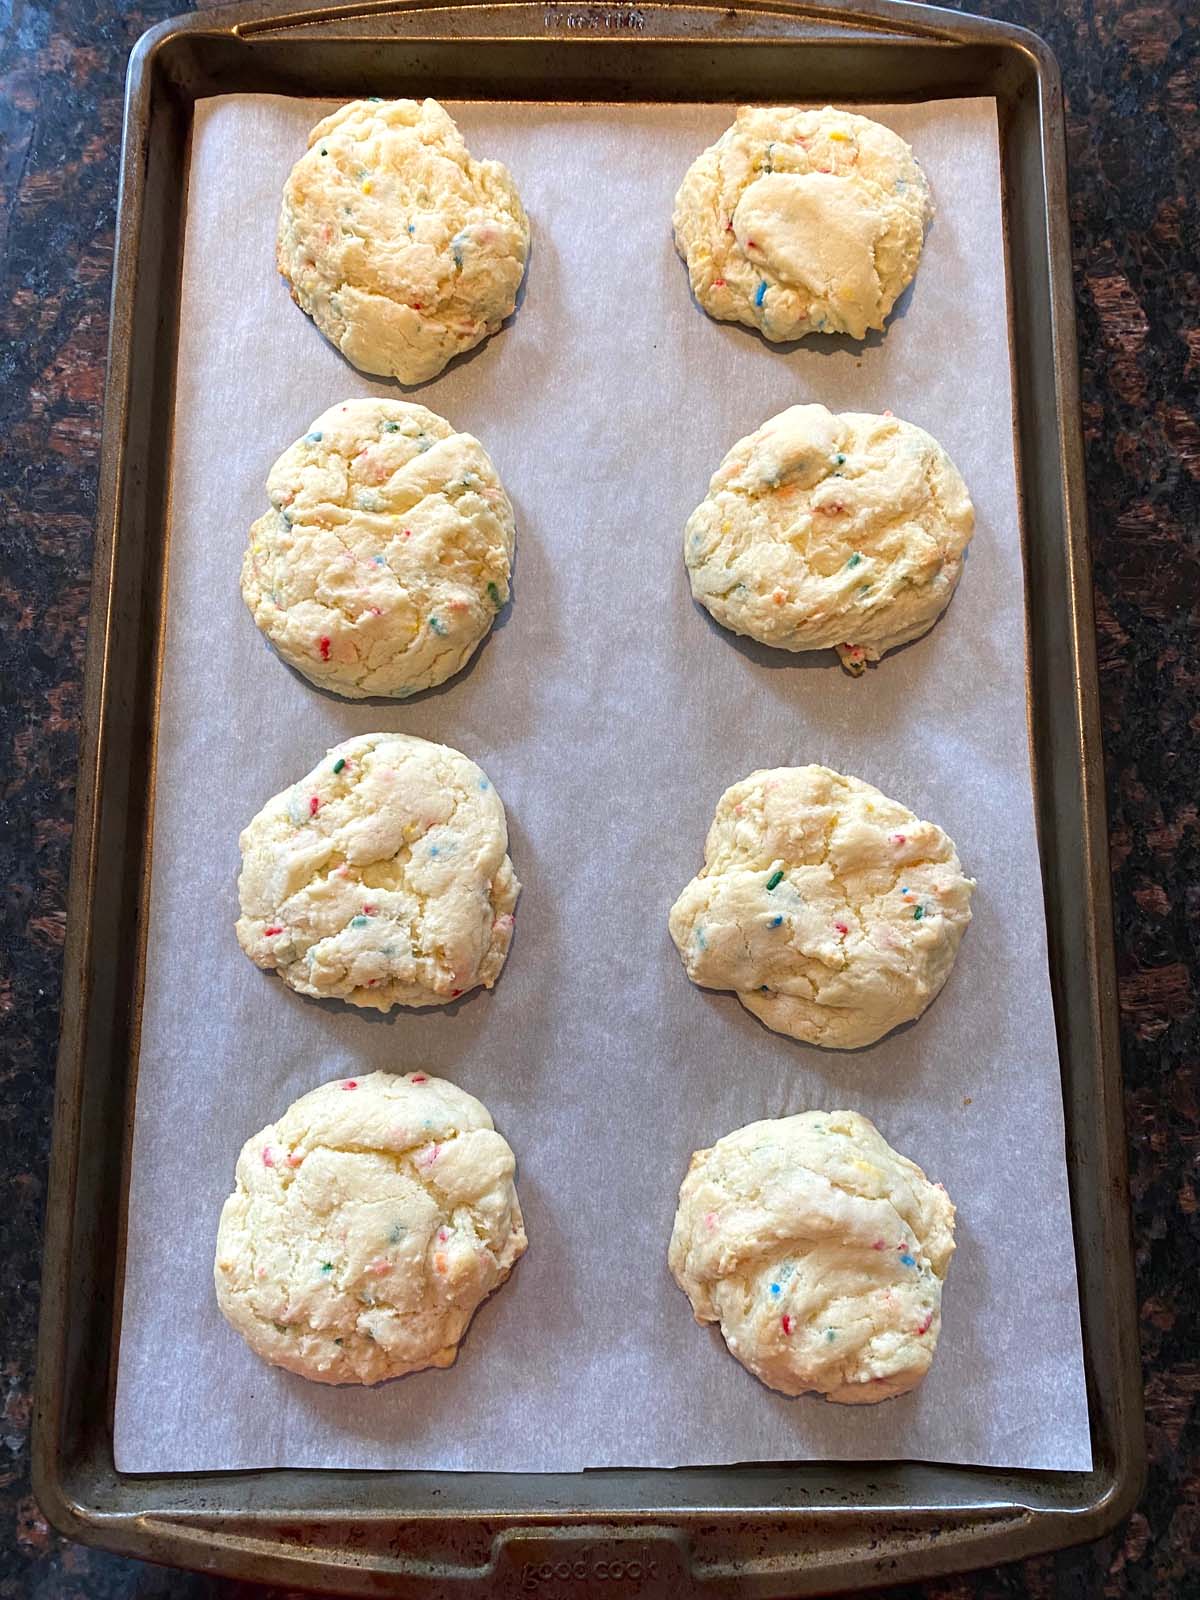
<box><xmin>1</xmin><ymin>0</ymin><xmax>1197</xmax><ymax>1594</ymax></box>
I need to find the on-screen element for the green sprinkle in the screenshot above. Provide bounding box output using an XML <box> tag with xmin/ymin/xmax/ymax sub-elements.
<box><xmin>913</xmin><ymin>905</ymin><xmax>925</xmax><ymax>920</ymax></box>
<box><xmin>382</xmin><ymin>420</ymin><xmax>400</xmax><ymax>432</ymax></box>
<box><xmin>366</xmin><ymin>95</ymin><xmax>382</xmax><ymax>102</ymax></box>
<box><xmin>319</xmin><ymin>146</ymin><xmax>329</xmax><ymax>156</ymax></box>
<box><xmin>334</xmin><ymin>1337</ymin><xmax>343</xmax><ymax>1346</ymax></box>
<box><xmin>766</xmin><ymin>868</ymin><xmax>784</xmax><ymax>891</ymax></box>
<box><xmin>487</xmin><ymin>581</ymin><xmax>502</xmax><ymax>608</ymax></box>
<box><xmin>333</xmin><ymin>757</ymin><xmax>346</xmax><ymax>773</ymax></box>
<box><xmin>320</xmin><ymin>1262</ymin><xmax>333</xmax><ymax>1274</ymax></box>
<box><xmin>834</xmin><ymin>452</ymin><xmax>846</xmax><ymax>465</ymax></box>
<box><xmin>351</xmin><ymin>915</ymin><xmax>369</xmax><ymax>928</ymax></box>
<box><xmin>826</xmin><ymin>1329</ymin><xmax>836</xmax><ymax>1342</ymax></box>
<box><xmin>429</xmin><ymin>615</ymin><xmax>448</xmax><ymax>636</ymax></box>
<box><xmin>846</xmin><ymin>553</ymin><xmax>862</xmax><ymax>569</ymax></box>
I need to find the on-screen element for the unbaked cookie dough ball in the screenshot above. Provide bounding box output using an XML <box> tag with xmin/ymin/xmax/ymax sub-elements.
<box><xmin>684</xmin><ymin>404</ymin><xmax>974</xmax><ymax>674</ymax></box>
<box><xmin>215</xmin><ymin>1071</ymin><xmax>527</xmax><ymax>1385</ymax></box>
<box><xmin>236</xmin><ymin>733</ymin><xmax>519</xmax><ymax>1011</ymax></box>
<box><xmin>673</xmin><ymin>105</ymin><xmax>933</xmax><ymax>342</ymax></box>
<box><xmin>669</xmin><ymin>1109</ymin><xmax>955</xmax><ymax>1403</ymax></box>
<box><xmin>241</xmin><ymin>399</ymin><xmax>515</xmax><ymax>699</ymax></box>
<box><xmin>668</xmin><ymin>765</ymin><xmax>973</xmax><ymax>1049</ymax></box>
<box><xmin>277</xmin><ymin>98</ymin><xmax>529</xmax><ymax>384</ymax></box>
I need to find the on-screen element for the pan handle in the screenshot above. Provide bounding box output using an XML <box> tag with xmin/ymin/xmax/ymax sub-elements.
<box><xmin>222</xmin><ymin>0</ymin><xmax>1006</xmax><ymax>47</ymax></box>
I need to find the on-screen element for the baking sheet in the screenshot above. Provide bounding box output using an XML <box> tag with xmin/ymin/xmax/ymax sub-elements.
<box><xmin>114</xmin><ymin>95</ymin><xmax>1091</xmax><ymax>1474</ymax></box>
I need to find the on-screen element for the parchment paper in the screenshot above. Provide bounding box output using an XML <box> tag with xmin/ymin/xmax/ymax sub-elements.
<box><xmin>114</xmin><ymin>96</ymin><xmax>1092</xmax><ymax>1473</ymax></box>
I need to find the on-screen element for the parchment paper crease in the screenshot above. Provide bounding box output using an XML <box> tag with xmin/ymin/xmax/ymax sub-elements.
<box><xmin>114</xmin><ymin>96</ymin><xmax>1092</xmax><ymax>1473</ymax></box>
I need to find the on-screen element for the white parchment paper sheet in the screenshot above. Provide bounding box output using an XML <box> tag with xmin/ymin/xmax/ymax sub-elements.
<box><xmin>114</xmin><ymin>95</ymin><xmax>1091</xmax><ymax>1473</ymax></box>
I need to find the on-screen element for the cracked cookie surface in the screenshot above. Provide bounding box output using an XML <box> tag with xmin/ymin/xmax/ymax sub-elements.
<box><xmin>684</xmin><ymin>404</ymin><xmax>974</xmax><ymax>673</ymax></box>
<box><xmin>241</xmin><ymin>398</ymin><xmax>515</xmax><ymax>699</ymax></box>
<box><xmin>214</xmin><ymin>1071</ymin><xmax>527</xmax><ymax>1385</ymax></box>
<box><xmin>668</xmin><ymin>765</ymin><xmax>973</xmax><ymax>1049</ymax></box>
<box><xmin>673</xmin><ymin>105</ymin><xmax>932</xmax><ymax>342</ymax></box>
<box><xmin>669</xmin><ymin>1109</ymin><xmax>955</xmax><ymax>1403</ymax></box>
<box><xmin>277</xmin><ymin>98</ymin><xmax>529</xmax><ymax>384</ymax></box>
<box><xmin>236</xmin><ymin>733</ymin><xmax>519</xmax><ymax>1011</ymax></box>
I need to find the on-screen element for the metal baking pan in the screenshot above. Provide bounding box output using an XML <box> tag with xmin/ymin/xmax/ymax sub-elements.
<box><xmin>33</xmin><ymin>0</ymin><xmax>1143</xmax><ymax>1591</ymax></box>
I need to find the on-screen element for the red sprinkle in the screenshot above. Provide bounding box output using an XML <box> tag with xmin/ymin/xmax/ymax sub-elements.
<box><xmin>318</xmin><ymin>636</ymin><xmax>331</xmax><ymax>660</ymax></box>
<box><xmin>342</xmin><ymin>1079</ymin><xmax>358</xmax><ymax>1091</ymax></box>
<box><xmin>834</xmin><ymin>921</ymin><xmax>849</xmax><ymax>935</ymax></box>
<box><xmin>450</xmin><ymin>988</ymin><xmax>462</xmax><ymax>998</ymax></box>
<box><xmin>411</xmin><ymin>1074</ymin><xmax>428</xmax><ymax>1084</ymax></box>
<box><xmin>781</xmin><ymin>1314</ymin><xmax>795</xmax><ymax>1335</ymax></box>
<box><xmin>712</xmin><ymin>277</ymin><xmax>726</xmax><ymax>287</ymax></box>
<box><xmin>309</xmin><ymin>796</ymin><xmax>320</xmax><ymax>817</ymax></box>
<box><xmin>872</xmin><ymin>1239</ymin><xmax>886</xmax><ymax>1250</ymax></box>
<box><xmin>261</xmin><ymin>1146</ymin><xmax>275</xmax><ymax>1168</ymax></box>
<box><xmin>915</xmin><ymin>1312</ymin><xmax>934</xmax><ymax>1336</ymax></box>
<box><xmin>891</xmin><ymin>833</ymin><xmax>907</xmax><ymax>845</ymax></box>
<box><xmin>363</xmin><ymin>905</ymin><xmax>377</xmax><ymax>916</ymax></box>
<box><xmin>264</xmin><ymin>925</ymin><xmax>283</xmax><ymax>936</ymax></box>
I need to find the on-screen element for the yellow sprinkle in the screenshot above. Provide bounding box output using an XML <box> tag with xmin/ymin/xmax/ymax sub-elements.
<box><xmin>853</xmin><ymin>1160</ymin><xmax>881</xmax><ymax>1177</ymax></box>
<box><xmin>828</xmin><ymin>130</ymin><xmax>849</xmax><ymax>142</ymax></box>
<box><xmin>721</xmin><ymin>521</ymin><xmax>732</xmax><ymax>533</ymax></box>
<box><xmin>362</xmin><ymin>177</ymin><xmax>373</xmax><ymax>194</ymax></box>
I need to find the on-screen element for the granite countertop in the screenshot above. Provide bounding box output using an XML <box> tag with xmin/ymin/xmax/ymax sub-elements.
<box><xmin>1</xmin><ymin>0</ymin><xmax>1196</xmax><ymax>1594</ymax></box>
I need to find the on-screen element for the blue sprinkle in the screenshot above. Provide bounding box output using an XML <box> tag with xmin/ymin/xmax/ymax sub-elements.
<box><xmin>305</xmin><ymin>431</ymin><xmax>323</xmax><ymax>443</ymax></box>
<box><xmin>899</xmin><ymin>1253</ymin><xmax>917</xmax><ymax>1268</ymax></box>
<box><xmin>769</xmin><ymin>915</ymin><xmax>783</xmax><ymax>928</ymax></box>
<box><xmin>895</xmin><ymin>177</ymin><xmax>908</xmax><ymax>193</ymax></box>
<box><xmin>695</xmin><ymin>926</ymin><xmax>707</xmax><ymax>951</ymax></box>
<box><xmin>900</xmin><ymin>886</ymin><xmax>911</xmax><ymax>895</ymax></box>
<box><xmin>407</xmin><ymin>223</ymin><xmax>415</xmax><ymax>235</ymax></box>
<box><xmin>478</xmin><ymin>778</ymin><xmax>490</xmax><ymax>791</ymax></box>
<box><xmin>769</xmin><ymin>1283</ymin><xmax>781</xmax><ymax>1296</ymax></box>
<box><xmin>429</xmin><ymin>845</ymin><xmax>439</xmax><ymax>857</ymax></box>
<box><xmin>754</xmin><ymin>280</ymin><xmax>767</xmax><ymax>308</ymax></box>
<box><xmin>373</xmin><ymin>554</ymin><xmax>386</xmax><ymax>565</ymax></box>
